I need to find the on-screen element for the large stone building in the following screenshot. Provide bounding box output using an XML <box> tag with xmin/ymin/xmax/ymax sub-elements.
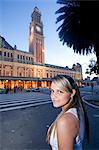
<box><xmin>0</xmin><ymin>7</ymin><xmax>82</xmax><ymax>90</ymax></box>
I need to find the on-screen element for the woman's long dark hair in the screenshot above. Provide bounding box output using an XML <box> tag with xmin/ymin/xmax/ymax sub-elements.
<box><xmin>63</xmin><ymin>75</ymin><xmax>89</xmax><ymax>141</ymax></box>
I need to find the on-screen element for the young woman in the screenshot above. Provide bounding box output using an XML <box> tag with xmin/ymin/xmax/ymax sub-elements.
<box><xmin>47</xmin><ymin>74</ymin><xmax>89</xmax><ymax>150</ymax></box>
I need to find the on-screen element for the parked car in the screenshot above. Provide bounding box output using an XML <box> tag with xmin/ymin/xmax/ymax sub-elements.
<box><xmin>0</xmin><ymin>88</ymin><xmax>6</xmax><ymax>94</ymax></box>
<box><xmin>25</xmin><ymin>88</ymin><xmax>40</xmax><ymax>92</ymax></box>
<box><xmin>40</xmin><ymin>87</ymin><xmax>51</xmax><ymax>94</ymax></box>
<box><xmin>25</xmin><ymin>88</ymin><xmax>30</xmax><ymax>92</ymax></box>
<box><xmin>30</xmin><ymin>88</ymin><xmax>40</xmax><ymax>92</ymax></box>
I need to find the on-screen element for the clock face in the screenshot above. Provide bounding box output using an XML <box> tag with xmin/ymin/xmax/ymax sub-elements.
<box><xmin>36</xmin><ymin>25</ymin><xmax>41</xmax><ymax>32</ymax></box>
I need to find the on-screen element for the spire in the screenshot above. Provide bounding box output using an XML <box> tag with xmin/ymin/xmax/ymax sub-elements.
<box><xmin>34</xmin><ymin>6</ymin><xmax>41</xmax><ymax>14</ymax></box>
<box><xmin>31</xmin><ymin>7</ymin><xmax>41</xmax><ymax>23</ymax></box>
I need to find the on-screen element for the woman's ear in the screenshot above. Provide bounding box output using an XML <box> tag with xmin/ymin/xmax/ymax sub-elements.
<box><xmin>71</xmin><ymin>89</ymin><xmax>76</xmax><ymax>97</ymax></box>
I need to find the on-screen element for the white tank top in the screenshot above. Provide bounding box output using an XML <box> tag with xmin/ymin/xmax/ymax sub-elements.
<box><xmin>50</xmin><ymin>108</ymin><xmax>84</xmax><ymax>150</ymax></box>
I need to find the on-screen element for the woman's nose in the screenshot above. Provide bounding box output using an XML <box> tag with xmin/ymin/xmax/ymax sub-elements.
<box><xmin>51</xmin><ymin>91</ymin><xmax>58</xmax><ymax>97</ymax></box>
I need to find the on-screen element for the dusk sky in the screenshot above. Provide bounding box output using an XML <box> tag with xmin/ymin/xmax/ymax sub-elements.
<box><xmin>0</xmin><ymin>0</ymin><xmax>96</xmax><ymax>79</ymax></box>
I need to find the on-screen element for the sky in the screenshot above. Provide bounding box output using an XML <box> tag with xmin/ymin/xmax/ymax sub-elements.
<box><xmin>0</xmin><ymin>0</ymin><xmax>97</xmax><ymax>79</ymax></box>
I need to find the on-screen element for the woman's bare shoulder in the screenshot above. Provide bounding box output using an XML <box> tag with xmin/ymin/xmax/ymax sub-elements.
<box><xmin>56</xmin><ymin>112</ymin><xmax>79</xmax><ymax>137</ymax></box>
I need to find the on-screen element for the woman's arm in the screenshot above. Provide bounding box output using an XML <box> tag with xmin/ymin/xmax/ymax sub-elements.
<box><xmin>56</xmin><ymin>113</ymin><xmax>79</xmax><ymax>150</ymax></box>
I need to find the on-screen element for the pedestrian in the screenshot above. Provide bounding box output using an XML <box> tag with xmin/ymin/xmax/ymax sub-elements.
<box><xmin>20</xmin><ymin>86</ymin><xmax>23</xmax><ymax>92</ymax></box>
<box><xmin>47</xmin><ymin>74</ymin><xmax>89</xmax><ymax>150</ymax></box>
<box><xmin>91</xmin><ymin>82</ymin><xmax>94</xmax><ymax>93</ymax></box>
<box><xmin>14</xmin><ymin>85</ymin><xmax>17</xmax><ymax>93</ymax></box>
<box><xmin>5</xmin><ymin>86</ymin><xmax>9</xmax><ymax>94</ymax></box>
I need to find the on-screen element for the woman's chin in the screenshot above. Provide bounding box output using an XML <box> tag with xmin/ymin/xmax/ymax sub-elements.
<box><xmin>52</xmin><ymin>102</ymin><xmax>60</xmax><ymax>108</ymax></box>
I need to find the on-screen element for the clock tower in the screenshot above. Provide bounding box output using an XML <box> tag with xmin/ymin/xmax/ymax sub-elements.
<box><xmin>29</xmin><ymin>7</ymin><xmax>45</xmax><ymax>64</ymax></box>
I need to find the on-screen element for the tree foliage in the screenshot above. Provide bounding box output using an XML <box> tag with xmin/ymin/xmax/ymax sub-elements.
<box><xmin>86</xmin><ymin>59</ymin><xmax>99</xmax><ymax>75</ymax></box>
<box><xmin>56</xmin><ymin>0</ymin><xmax>99</xmax><ymax>74</ymax></box>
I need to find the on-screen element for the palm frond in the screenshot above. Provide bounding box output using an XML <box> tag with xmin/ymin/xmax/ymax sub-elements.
<box><xmin>55</xmin><ymin>6</ymin><xmax>67</xmax><ymax>14</ymax></box>
<box><xmin>56</xmin><ymin>1</ymin><xmax>99</xmax><ymax>67</ymax></box>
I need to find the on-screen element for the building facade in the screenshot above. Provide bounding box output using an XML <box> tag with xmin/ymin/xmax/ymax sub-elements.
<box><xmin>0</xmin><ymin>7</ymin><xmax>82</xmax><ymax>90</ymax></box>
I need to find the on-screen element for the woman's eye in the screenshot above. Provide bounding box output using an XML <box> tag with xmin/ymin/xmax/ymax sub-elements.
<box><xmin>50</xmin><ymin>89</ymin><xmax>65</xmax><ymax>94</ymax></box>
<box><xmin>51</xmin><ymin>89</ymin><xmax>54</xmax><ymax>93</ymax></box>
<box><xmin>59</xmin><ymin>90</ymin><xmax>64</xmax><ymax>93</ymax></box>
<box><xmin>57</xmin><ymin>90</ymin><xmax>64</xmax><ymax>94</ymax></box>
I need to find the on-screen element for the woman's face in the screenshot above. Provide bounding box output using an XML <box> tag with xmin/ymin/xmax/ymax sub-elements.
<box><xmin>51</xmin><ymin>82</ymin><xmax>72</xmax><ymax>109</ymax></box>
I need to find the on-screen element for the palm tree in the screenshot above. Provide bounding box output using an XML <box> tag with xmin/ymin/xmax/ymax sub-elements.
<box><xmin>56</xmin><ymin>0</ymin><xmax>99</xmax><ymax>74</ymax></box>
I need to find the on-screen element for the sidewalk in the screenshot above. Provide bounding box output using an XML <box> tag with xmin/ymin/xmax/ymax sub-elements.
<box><xmin>82</xmin><ymin>86</ymin><xmax>99</xmax><ymax>106</ymax></box>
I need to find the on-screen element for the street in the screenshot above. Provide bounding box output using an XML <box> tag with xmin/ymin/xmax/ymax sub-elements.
<box><xmin>0</xmin><ymin>86</ymin><xmax>99</xmax><ymax>150</ymax></box>
<box><xmin>84</xmin><ymin>103</ymin><xmax>99</xmax><ymax>150</ymax></box>
<box><xmin>0</xmin><ymin>92</ymin><xmax>51</xmax><ymax>112</ymax></box>
<box><xmin>0</xmin><ymin>102</ymin><xmax>59</xmax><ymax>150</ymax></box>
